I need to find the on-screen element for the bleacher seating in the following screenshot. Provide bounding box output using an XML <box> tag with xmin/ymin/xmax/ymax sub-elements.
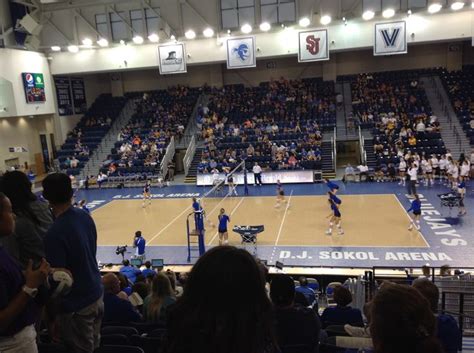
<box><xmin>440</xmin><ymin>65</ymin><xmax>474</xmax><ymax>145</ymax></box>
<box><xmin>101</xmin><ymin>87</ymin><xmax>199</xmax><ymax>177</ymax></box>
<box><xmin>347</xmin><ymin>70</ymin><xmax>446</xmax><ymax>170</ymax></box>
<box><xmin>199</xmin><ymin>78</ymin><xmax>336</xmax><ymax>172</ymax></box>
<box><xmin>57</xmin><ymin>94</ymin><xmax>127</xmax><ymax>175</ymax></box>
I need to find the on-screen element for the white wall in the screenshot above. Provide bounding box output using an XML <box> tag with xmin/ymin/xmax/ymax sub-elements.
<box><xmin>0</xmin><ymin>115</ymin><xmax>55</xmax><ymax>173</ymax></box>
<box><xmin>48</xmin><ymin>11</ymin><xmax>473</xmax><ymax>76</ymax></box>
<box><xmin>0</xmin><ymin>49</ymin><xmax>56</xmax><ymax>117</ymax></box>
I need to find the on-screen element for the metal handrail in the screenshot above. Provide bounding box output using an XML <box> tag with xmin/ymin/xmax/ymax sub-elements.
<box><xmin>160</xmin><ymin>136</ymin><xmax>175</xmax><ymax>179</ymax></box>
<box><xmin>333</xmin><ymin>127</ymin><xmax>337</xmax><ymax>171</ymax></box>
<box><xmin>358</xmin><ymin>126</ymin><xmax>366</xmax><ymax>164</ymax></box>
<box><xmin>183</xmin><ymin>135</ymin><xmax>196</xmax><ymax>176</ymax></box>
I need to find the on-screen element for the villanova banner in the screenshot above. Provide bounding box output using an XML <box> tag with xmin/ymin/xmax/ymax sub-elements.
<box><xmin>374</xmin><ymin>21</ymin><xmax>407</xmax><ymax>56</ymax></box>
<box><xmin>226</xmin><ymin>36</ymin><xmax>256</xmax><ymax>69</ymax></box>
<box><xmin>158</xmin><ymin>43</ymin><xmax>187</xmax><ymax>74</ymax></box>
<box><xmin>298</xmin><ymin>29</ymin><xmax>329</xmax><ymax>62</ymax></box>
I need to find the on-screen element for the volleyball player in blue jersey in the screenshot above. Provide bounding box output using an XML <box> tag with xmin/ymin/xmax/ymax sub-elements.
<box><xmin>142</xmin><ymin>180</ymin><xmax>152</xmax><ymax>208</ymax></box>
<box><xmin>324</xmin><ymin>178</ymin><xmax>340</xmax><ymax>194</ymax></box>
<box><xmin>407</xmin><ymin>194</ymin><xmax>422</xmax><ymax>231</ymax></box>
<box><xmin>328</xmin><ymin>191</ymin><xmax>342</xmax><ymax>208</ymax></box>
<box><xmin>326</xmin><ymin>198</ymin><xmax>344</xmax><ymax>236</ymax></box>
<box><xmin>218</xmin><ymin>208</ymin><xmax>231</xmax><ymax>246</ymax></box>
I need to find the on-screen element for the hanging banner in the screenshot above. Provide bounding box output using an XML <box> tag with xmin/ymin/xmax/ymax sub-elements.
<box><xmin>54</xmin><ymin>76</ymin><xmax>73</xmax><ymax>116</ymax></box>
<box><xmin>226</xmin><ymin>36</ymin><xmax>256</xmax><ymax>69</ymax></box>
<box><xmin>158</xmin><ymin>43</ymin><xmax>187</xmax><ymax>74</ymax></box>
<box><xmin>71</xmin><ymin>77</ymin><xmax>87</xmax><ymax>114</ymax></box>
<box><xmin>298</xmin><ymin>29</ymin><xmax>329</xmax><ymax>62</ymax></box>
<box><xmin>374</xmin><ymin>21</ymin><xmax>407</xmax><ymax>56</ymax></box>
<box><xmin>22</xmin><ymin>73</ymin><xmax>45</xmax><ymax>103</ymax></box>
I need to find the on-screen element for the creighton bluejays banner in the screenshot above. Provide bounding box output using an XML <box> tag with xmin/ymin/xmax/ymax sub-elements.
<box><xmin>374</xmin><ymin>21</ymin><xmax>407</xmax><ymax>56</ymax></box>
<box><xmin>158</xmin><ymin>43</ymin><xmax>187</xmax><ymax>74</ymax></box>
<box><xmin>298</xmin><ymin>29</ymin><xmax>329</xmax><ymax>62</ymax></box>
<box><xmin>226</xmin><ymin>36</ymin><xmax>256</xmax><ymax>69</ymax></box>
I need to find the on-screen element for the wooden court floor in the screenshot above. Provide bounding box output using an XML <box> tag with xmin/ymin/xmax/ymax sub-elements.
<box><xmin>92</xmin><ymin>194</ymin><xmax>429</xmax><ymax>248</ymax></box>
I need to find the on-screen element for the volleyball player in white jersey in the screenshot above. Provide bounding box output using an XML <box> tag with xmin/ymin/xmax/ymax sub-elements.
<box><xmin>420</xmin><ymin>157</ymin><xmax>429</xmax><ymax>186</ymax></box>
<box><xmin>451</xmin><ymin>161</ymin><xmax>459</xmax><ymax>189</ymax></box>
<box><xmin>407</xmin><ymin>162</ymin><xmax>418</xmax><ymax>197</ymax></box>
<box><xmin>430</xmin><ymin>155</ymin><xmax>439</xmax><ymax>181</ymax></box>
<box><xmin>439</xmin><ymin>155</ymin><xmax>447</xmax><ymax>182</ymax></box>
<box><xmin>398</xmin><ymin>158</ymin><xmax>407</xmax><ymax>186</ymax></box>
<box><xmin>460</xmin><ymin>160</ymin><xmax>470</xmax><ymax>181</ymax></box>
<box><xmin>425</xmin><ymin>158</ymin><xmax>433</xmax><ymax>186</ymax></box>
<box><xmin>142</xmin><ymin>180</ymin><xmax>152</xmax><ymax>208</ymax></box>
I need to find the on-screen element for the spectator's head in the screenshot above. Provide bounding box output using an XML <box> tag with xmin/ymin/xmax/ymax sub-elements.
<box><xmin>167</xmin><ymin>246</ymin><xmax>276</xmax><ymax>353</ymax></box>
<box><xmin>102</xmin><ymin>273</ymin><xmax>121</xmax><ymax>295</ymax></box>
<box><xmin>165</xmin><ymin>269</ymin><xmax>177</xmax><ymax>291</ymax></box>
<box><xmin>145</xmin><ymin>261</ymin><xmax>152</xmax><ymax>269</ymax></box>
<box><xmin>122</xmin><ymin>259</ymin><xmax>130</xmax><ymax>267</ymax></box>
<box><xmin>421</xmin><ymin>265</ymin><xmax>430</xmax><ymax>277</ymax></box>
<box><xmin>42</xmin><ymin>173</ymin><xmax>74</xmax><ymax>206</ymax></box>
<box><xmin>270</xmin><ymin>274</ymin><xmax>295</xmax><ymax>307</ymax></box>
<box><xmin>412</xmin><ymin>280</ymin><xmax>439</xmax><ymax>313</ymax></box>
<box><xmin>440</xmin><ymin>265</ymin><xmax>451</xmax><ymax>276</ymax></box>
<box><xmin>132</xmin><ymin>281</ymin><xmax>150</xmax><ymax>301</ymax></box>
<box><xmin>370</xmin><ymin>283</ymin><xmax>442</xmax><ymax>353</ymax></box>
<box><xmin>135</xmin><ymin>274</ymin><xmax>146</xmax><ymax>283</ymax></box>
<box><xmin>334</xmin><ymin>285</ymin><xmax>353</xmax><ymax>307</ymax></box>
<box><xmin>298</xmin><ymin>276</ymin><xmax>309</xmax><ymax>287</ymax></box>
<box><xmin>0</xmin><ymin>192</ymin><xmax>15</xmax><ymax>237</ymax></box>
<box><xmin>116</xmin><ymin>272</ymin><xmax>129</xmax><ymax>290</ymax></box>
<box><xmin>0</xmin><ymin>171</ymin><xmax>37</xmax><ymax>218</ymax></box>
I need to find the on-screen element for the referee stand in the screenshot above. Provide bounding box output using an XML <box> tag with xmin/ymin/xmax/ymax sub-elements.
<box><xmin>186</xmin><ymin>211</ymin><xmax>206</xmax><ymax>262</ymax></box>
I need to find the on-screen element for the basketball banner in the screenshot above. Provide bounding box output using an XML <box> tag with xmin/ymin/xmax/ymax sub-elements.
<box><xmin>158</xmin><ymin>43</ymin><xmax>187</xmax><ymax>75</ymax></box>
<box><xmin>71</xmin><ymin>77</ymin><xmax>87</xmax><ymax>114</ymax></box>
<box><xmin>226</xmin><ymin>36</ymin><xmax>256</xmax><ymax>69</ymax></box>
<box><xmin>298</xmin><ymin>29</ymin><xmax>329</xmax><ymax>62</ymax></box>
<box><xmin>374</xmin><ymin>21</ymin><xmax>407</xmax><ymax>56</ymax></box>
<box><xmin>54</xmin><ymin>76</ymin><xmax>73</xmax><ymax>116</ymax></box>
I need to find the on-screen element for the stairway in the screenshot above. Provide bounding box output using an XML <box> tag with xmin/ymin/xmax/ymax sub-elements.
<box><xmin>335</xmin><ymin>82</ymin><xmax>358</xmax><ymax>141</ymax></box>
<box><xmin>363</xmin><ymin>139</ymin><xmax>377</xmax><ymax>168</ymax></box>
<box><xmin>184</xmin><ymin>147</ymin><xmax>204</xmax><ymax>183</ymax></box>
<box><xmin>421</xmin><ymin>76</ymin><xmax>470</xmax><ymax>159</ymax></box>
<box><xmin>80</xmin><ymin>99</ymin><xmax>137</xmax><ymax>179</ymax></box>
<box><xmin>175</xmin><ymin>93</ymin><xmax>208</xmax><ymax>150</ymax></box>
<box><xmin>321</xmin><ymin>141</ymin><xmax>336</xmax><ymax>179</ymax></box>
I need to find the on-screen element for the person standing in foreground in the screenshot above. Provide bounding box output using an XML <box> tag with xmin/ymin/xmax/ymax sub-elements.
<box><xmin>0</xmin><ymin>192</ymin><xmax>50</xmax><ymax>353</ymax></box>
<box><xmin>217</xmin><ymin>208</ymin><xmax>230</xmax><ymax>246</ymax></box>
<box><xmin>42</xmin><ymin>173</ymin><xmax>103</xmax><ymax>353</ymax></box>
<box><xmin>133</xmin><ymin>231</ymin><xmax>146</xmax><ymax>261</ymax></box>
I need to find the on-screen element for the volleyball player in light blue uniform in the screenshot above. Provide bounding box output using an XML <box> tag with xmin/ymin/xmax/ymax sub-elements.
<box><xmin>407</xmin><ymin>194</ymin><xmax>422</xmax><ymax>231</ymax></box>
<box><xmin>326</xmin><ymin>198</ymin><xmax>343</xmax><ymax>236</ymax></box>
<box><xmin>218</xmin><ymin>208</ymin><xmax>231</xmax><ymax>246</ymax></box>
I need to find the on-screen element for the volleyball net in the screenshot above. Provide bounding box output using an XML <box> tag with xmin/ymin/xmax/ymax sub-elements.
<box><xmin>197</xmin><ymin>159</ymin><xmax>246</xmax><ymax>227</ymax></box>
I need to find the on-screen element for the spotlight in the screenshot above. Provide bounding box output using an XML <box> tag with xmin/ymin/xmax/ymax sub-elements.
<box><xmin>298</xmin><ymin>17</ymin><xmax>310</xmax><ymax>27</ymax></box>
<box><xmin>67</xmin><ymin>45</ymin><xmax>79</xmax><ymax>53</ymax></box>
<box><xmin>170</xmin><ymin>35</ymin><xmax>176</xmax><ymax>41</ymax></box>
<box><xmin>362</xmin><ymin>10</ymin><xmax>375</xmax><ymax>20</ymax></box>
<box><xmin>132</xmin><ymin>35</ymin><xmax>144</xmax><ymax>44</ymax></box>
<box><xmin>241</xmin><ymin>24</ymin><xmax>252</xmax><ymax>34</ymax></box>
<box><xmin>51</xmin><ymin>46</ymin><xmax>61</xmax><ymax>51</ymax></box>
<box><xmin>148</xmin><ymin>33</ymin><xmax>159</xmax><ymax>42</ymax></box>
<box><xmin>450</xmin><ymin>1</ymin><xmax>465</xmax><ymax>10</ymax></box>
<box><xmin>407</xmin><ymin>9</ymin><xmax>412</xmax><ymax>16</ymax></box>
<box><xmin>320</xmin><ymin>15</ymin><xmax>331</xmax><ymax>25</ymax></box>
<box><xmin>203</xmin><ymin>28</ymin><xmax>214</xmax><ymax>37</ymax></box>
<box><xmin>428</xmin><ymin>3</ymin><xmax>443</xmax><ymax>13</ymax></box>
<box><xmin>259</xmin><ymin>22</ymin><xmax>271</xmax><ymax>31</ymax></box>
<box><xmin>185</xmin><ymin>30</ymin><xmax>196</xmax><ymax>39</ymax></box>
<box><xmin>82</xmin><ymin>38</ymin><xmax>92</xmax><ymax>46</ymax></box>
<box><xmin>97</xmin><ymin>38</ymin><xmax>109</xmax><ymax>47</ymax></box>
<box><xmin>382</xmin><ymin>8</ymin><xmax>395</xmax><ymax>18</ymax></box>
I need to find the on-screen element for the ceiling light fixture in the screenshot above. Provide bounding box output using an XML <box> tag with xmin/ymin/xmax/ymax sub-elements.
<box><xmin>450</xmin><ymin>1</ymin><xmax>465</xmax><ymax>10</ymax></box>
<box><xmin>82</xmin><ymin>38</ymin><xmax>92</xmax><ymax>46</ymax></box>
<box><xmin>51</xmin><ymin>46</ymin><xmax>61</xmax><ymax>51</ymax></box>
<box><xmin>259</xmin><ymin>22</ymin><xmax>271</xmax><ymax>31</ymax></box>
<box><xmin>362</xmin><ymin>10</ymin><xmax>375</xmax><ymax>20</ymax></box>
<box><xmin>203</xmin><ymin>28</ymin><xmax>214</xmax><ymax>37</ymax></box>
<box><xmin>320</xmin><ymin>15</ymin><xmax>331</xmax><ymax>25</ymax></box>
<box><xmin>185</xmin><ymin>30</ymin><xmax>196</xmax><ymax>39</ymax></box>
<box><xmin>298</xmin><ymin>17</ymin><xmax>310</xmax><ymax>27</ymax></box>
<box><xmin>382</xmin><ymin>8</ymin><xmax>395</xmax><ymax>18</ymax></box>
<box><xmin>97</xmin><ymin>38</ymin><xmax>109</xmax><ymax>47</ymax></box>
<box><xmin>148</xmin><ymin>33</ymin><xmax>159</xmax><ymax>42</ymax></box>
<box><xmin>241</xmin><ymin>23</ymin><xmax>252</xmax><ymax>34</ymax></box>
<box><xmin>132</xmin><ymin>35</ymin><xmax>144</xmax><ymax>44</ymax></box>
<box><xmin>428</xmin><ymin>3</ymin><xmax>443</xmax><ymax>13</ymax></box>
<box><xmin>67</xmin><ymin>45</ymin><xmax>79</xmax><ymax>53</ymax></box>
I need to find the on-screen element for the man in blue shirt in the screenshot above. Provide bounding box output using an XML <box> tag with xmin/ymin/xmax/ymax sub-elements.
<box><xmin>102</xmin><ymin>273</ymin><xmax>141</xmax><ymax>324</ymax></box>
<box><xmin>141</xmin><ymin>261</ymin><xmax>156</xmax><ymax>279</ymax></box>
<box><xmin>119</xmin><ymin>260</ymin><xmax>142</xmax><ymax>284</ymax></box>
<box><xmin>43</xmin><ymin>173</ymin><xmax>104</xmax><ymax>353</ymax></box>
<box><xmin>133</xmin><ymin>231</ymin><xmax>146</xmax><ymax>261</ymax></box>
<box><xmin>295</xmin><ymin>277</ymin><xmax>316</xmax><ymax>306</ymax></box>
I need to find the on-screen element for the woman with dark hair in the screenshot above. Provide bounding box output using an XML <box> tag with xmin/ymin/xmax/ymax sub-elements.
<box><xmin>370</xmin><ymin>283</ymin><xmax>443</xmax><ymax>353</ymax></box>
<box><xmin>0</xmin><ymin>171</ymin><xmax>53</xmax><ymax>268</ymax></box>
<box><xmin>163</xmin><ymin>246</ymin><xmax>278</xmax><ymax>353</ymax></box>
<box><xmin>321</xmin><ymin>285</ymin><xmax>363</xmax><ymax>328</ymax></box>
